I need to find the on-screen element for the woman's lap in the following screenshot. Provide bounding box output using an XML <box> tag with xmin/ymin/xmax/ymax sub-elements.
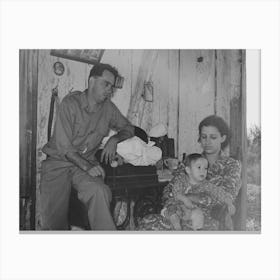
<box><xmin>136</xmin><ymin>210</ymin><xmax>219</xmax><ymax>231</ymax></box>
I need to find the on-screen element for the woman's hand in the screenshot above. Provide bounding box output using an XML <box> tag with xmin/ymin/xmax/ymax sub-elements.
<box><xmin>224</xmin><ymin>197</ymin><xmax>235</xmax><ymax>215</ymax></box>
<box><xmin>227</xmin><ymin>202</ymin><xmax>236</xmax><ymax>216</ymax></box>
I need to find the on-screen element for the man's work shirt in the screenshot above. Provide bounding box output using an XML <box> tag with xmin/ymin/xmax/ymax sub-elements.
<box><xmin>42</xmin><ymin>90</ymin><xmax>134</xmax><ymax>165</ymax></box>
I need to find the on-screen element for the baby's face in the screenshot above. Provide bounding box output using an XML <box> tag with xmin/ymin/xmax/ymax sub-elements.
<box><xmin>186</xmin><ymin>158</ymin><xmax>208</xmax><ymax>183</ymax></box>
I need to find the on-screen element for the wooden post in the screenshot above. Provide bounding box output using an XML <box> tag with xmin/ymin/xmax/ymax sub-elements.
<box><xmin>167</xmin><ymin>50</ymin><xmax>180</xmax><ymax>157</ymax></box>
<box><xmin>19</xmin><ymin>50</ymin><xmax>39</xmax><ymax>230</ymax></box>
<box><xmin>229</xmin><ymin>50</ymin><xmax>247</xmax><ymax>230</ymax></box>
<box><xmin>239</xmin><ymin>50</ymin><xmax>248</xmax><ymax>230</ymax></box>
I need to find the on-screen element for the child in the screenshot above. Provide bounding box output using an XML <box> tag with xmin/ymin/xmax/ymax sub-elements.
<box><xmin>161</xmin><ymin>153</ymin><xmax>235</xmax><ymax>230</ymax></box>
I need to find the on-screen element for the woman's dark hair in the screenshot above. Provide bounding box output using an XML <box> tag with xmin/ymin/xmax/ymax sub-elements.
<box><xmin>88</xmin><ymin>63</ymin><xmax>119</xmax><ymax>84</ymax></box>
<box><xmin>183</xmin><ymin>153</ymin><xmax>206</xmax><ymax>167</ymax></box>
<box><xmin>198</xmin><ymin>115</ymin><xmax>230</xmax><ymax>149</ymax></box>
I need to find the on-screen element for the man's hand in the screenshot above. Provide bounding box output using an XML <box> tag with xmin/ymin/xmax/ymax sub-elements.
<box><xmin>87</xmin><ymin>165</ymin><xmax>105</xmax><ymax>179</ymax></box>
<box><xmin>101</xmin><ymin>136</ymin><xmax>118</xmax><ymax>164</ymax></box>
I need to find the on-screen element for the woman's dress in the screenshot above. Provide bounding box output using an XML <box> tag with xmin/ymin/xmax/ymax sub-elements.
<box><xmin>137</xmin><ymin>154</ymin><xmax>241</xmax><ymax>231</ymax></box>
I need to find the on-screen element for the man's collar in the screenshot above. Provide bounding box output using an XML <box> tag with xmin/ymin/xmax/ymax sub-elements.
<box><xmin>81</xmin><ymin>90</ymin><xmax>88</xmax><ymax>109</ymax></box>
<box><xmin>81</xmin><ymin>89</ymin><xmax>104</xmax><ymax>113</ymax></box>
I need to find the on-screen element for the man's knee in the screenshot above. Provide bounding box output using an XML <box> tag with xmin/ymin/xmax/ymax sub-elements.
<box><xmin>95</xmin><ymin>182</ymin><xmax>112</xmax><ymax>201</ymax></box>
<box><xmin>78</xmin><ymin>179</ymin><xmax>112</xmax><ymax>203</ymax></box>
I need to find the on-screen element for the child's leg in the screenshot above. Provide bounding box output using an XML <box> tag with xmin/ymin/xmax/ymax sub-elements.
<box><xmin>181</xmin><ymin>207</ymin><xmax>192</xmax><ymax>221</ymax></box>
<box><xmin>191</xmin><ymin>208</ymin><xmax>204</xmax><ymax>230</ymax></box>
<box><xmin>163</xmin><ymin>200</ymin><xmax>186</xmax><ymax>230</ymax></box>
<box><xmin>169</xmin><ymin>214</ymin><xmax>182</xmax><ymax>230</ymax></box>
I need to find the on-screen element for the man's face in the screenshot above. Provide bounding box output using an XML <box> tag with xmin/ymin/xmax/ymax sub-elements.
<box><xmin>186</xmin><ymin>158</ymin><xmax>208</xmax><ymax>183</ymax></box>
<box><xmin>89</xmin><ymin>70</ymin><xmax>115</xmax><ymax>104</ymax></box>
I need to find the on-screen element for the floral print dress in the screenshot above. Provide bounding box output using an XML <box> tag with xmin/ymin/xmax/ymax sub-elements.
<box><xmin>137</xmin><ymin>154</ymin><xmax>241</xmax><ymax>231</ymax></box>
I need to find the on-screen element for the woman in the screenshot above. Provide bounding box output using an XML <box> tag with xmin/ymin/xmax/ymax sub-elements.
<box><xmin>198</xmin><ymin>115</ymin><xmax>241</xmax><ymax>207</ymax></box>
<box><xmin>138</xmin><ymin>115</ymin><xmax>241</xmax><ymax>231</ymax></box>
<box><xmin>188</xmin><ymin>115</ymin><xmax>241</xmax><ymax>230</ymax></box>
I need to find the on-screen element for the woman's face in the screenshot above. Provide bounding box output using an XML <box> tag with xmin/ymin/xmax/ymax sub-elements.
<box><xmin>200</xmin><ymin>125</ymin><xmax>226</xmax><ymax>155</ymax></box>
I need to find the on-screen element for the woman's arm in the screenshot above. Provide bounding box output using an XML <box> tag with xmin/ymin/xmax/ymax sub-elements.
<box><xmin>186</xmin><ymin>193</ymin><xmax>213</xmax><ymax>208</ymax></box>
<box><xmin>208</xmin><ymin>158</ymin><xmax>242</xmax><ymax>201</ymax></box>
<box><xmin>194</xmin><ymin>182</ymin><xmax>236</xmax><ymax>215</ymax></box>
<box><xmin>195</xmin><ymin>181</ymin><xmax>233</xmax><ymax>204</ymax></box>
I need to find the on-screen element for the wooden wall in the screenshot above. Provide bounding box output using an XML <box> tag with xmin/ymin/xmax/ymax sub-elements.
<box><xmin>36</xmin><ymin>49</ymin><xmax>243</xmax><ymax>164</ymax></box>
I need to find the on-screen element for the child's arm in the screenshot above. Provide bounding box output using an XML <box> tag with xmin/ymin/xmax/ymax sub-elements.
<box><xmin>175</xmin><ymin>193</ymin><xmax>194</xmax><ymax>208</ymax></box>
<box><xmin>162</xmin><ymin>170</ymin><xmax>189</xmax><ymax>202</ymax></box>
<box><xmin>185</xmin><ymin>194</ymin><xmax>201</xmax><ymax>204</ymax></box>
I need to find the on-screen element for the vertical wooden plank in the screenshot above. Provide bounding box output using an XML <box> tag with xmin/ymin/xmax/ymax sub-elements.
<box><xmin>167</xmin><ymin>50</ymin><xmax>179</xmax><ymax>157</ymax></box>
<box><xmin>178</xmin><ymin>50</ymin><xmax>215</xmax><ymax>159</ymax></box>
<box><xmin>30</xmin><ymin>50</ymin><xmax>39</xmax><ymax>230</ymax></box>
<box><xmin>129</xmin><ymin>49</ymin><xmax>144</xmax><ymax>126</ymax></box>
<box><xmin>240</xmin><ymin>50</ymin><xmax>248</xmax><ymax>230</ymax></box>
<box><xmin>131</xmin><ymin>49</ymin><xmax>144</xmax><ymax>95</ymax></box>
<box><xmin>19</xmin><ymin>50</ymin><xmax>29</xmax><ymax>197</ymax></box>
<box><xmin>216</xmin><ymin>50</ymin><xmax>233</xmax><ymax>156</ymax></box>
<box><xmin>216</xmin><ymin>50</ymin><xmax>231</xmax><ymax>125</ymax></box>
<box><xmin>147</xmin><ymin>50</ymin><xmax>169</xmax><ymax>132</ymax></box>
<box><xmin>19</xmin><ymin>49</ymin><xmax>39</xmax><ymax>229</ymax></box>
<box><xmin>229</xmin><ymin>50</ymin><xmax>243</xmax><ymax>159</ymax></box>
<box><xmin>230</xmin><ymin>50</ymin><xmax>247</xmax><ymax>230</ymax></box>
<box><xmin>102</xmin><ymin>49</ymin><xmax>133</xmax><ymax>117</ymax></box>
<box><xmin>157</xmin><ymin>50</ymin><xmax>169</xmax><ymax>127</ymax></box>
<box><xmin>127</xmin><ymin>50</ymin><xmax>159</xmax><ymax>126</ymax></box>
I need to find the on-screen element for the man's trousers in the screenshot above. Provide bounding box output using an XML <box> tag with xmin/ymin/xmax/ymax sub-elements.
<box><xmin>39</xmin><ymin>158</ymin><xmax>116</xmax><ymax>230</ymax></box>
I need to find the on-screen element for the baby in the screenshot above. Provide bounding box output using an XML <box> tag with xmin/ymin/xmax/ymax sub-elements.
<box><xmin>162</xmin><ymin>153</ymin><xmax>235</xmax><ymax>230</ymax></box>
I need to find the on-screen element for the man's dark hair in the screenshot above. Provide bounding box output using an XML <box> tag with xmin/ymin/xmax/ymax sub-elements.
<box><xmin>88</xmin><ymin>63</ymin><xmax>119</xmax><ymax>83</ymax></box>
<box><xmin>183</xmin><ymin>153</ymin><xmax>206</xmax><ymax>167</ymax></box>
<box><xmin>198</xmin><ymin>115</ymin><xmax>231</xmax><ymax>149</ymax></box>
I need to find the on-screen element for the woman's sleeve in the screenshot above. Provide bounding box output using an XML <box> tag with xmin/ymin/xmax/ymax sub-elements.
<box><xmin>195</xmin><ymin>182</ymin><xmax>233</xmax><ymax>205</ymax></box>
<box><xmin>208</xmin><ymin>159</ymin><xmax>242</xmax><ymax>201</ymax></box>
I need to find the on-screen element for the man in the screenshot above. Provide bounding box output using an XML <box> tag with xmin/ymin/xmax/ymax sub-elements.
<box><xmin>40</xmin><ymin>63</ymin><xmax>134</xmax><ymax>230</ymax></box>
